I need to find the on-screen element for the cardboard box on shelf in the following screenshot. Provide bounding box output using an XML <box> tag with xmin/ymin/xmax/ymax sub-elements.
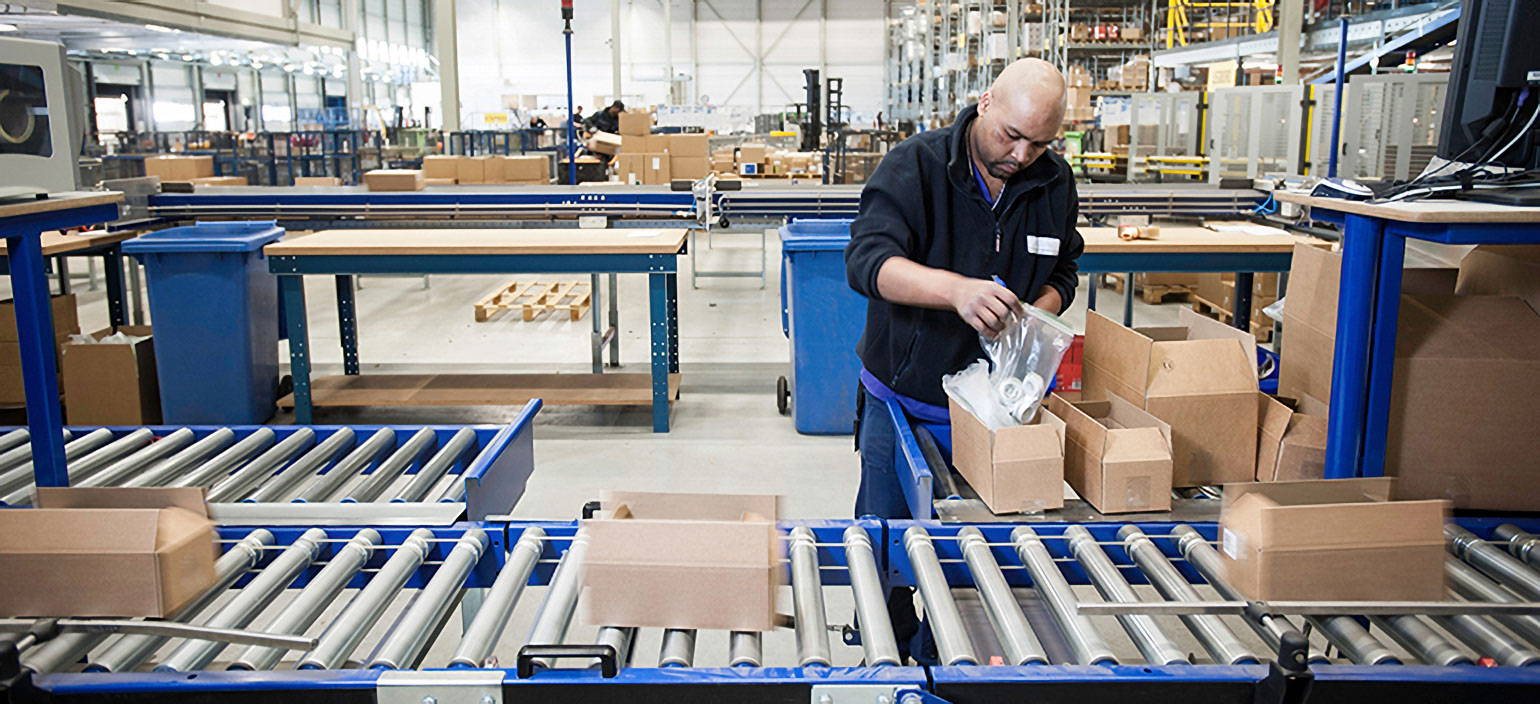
<box><xmin>1135</xmin><ymin>272</ymin><xmax>1198</xmax><ymax>288</ymax></box>
<box><xmin>947</xmin><ymin>396</ymin><xmax>1067</xmax><ymax>515</ymax></box>
<box><xmin>422</xmin><ymin>155</ymin><xmax>461</xmax><ymax>180</ymax></box>
<box><xmin>363</xmin><ymin>169</ymin><xmax>424</xmax><ymax>192</ymax></box>
<box><xmin>588</xmin><ymin>132</ymin><xmax>623</xmax><ymax>156</ymax></box>
<box><xmin>737</xmin><ymin>143</ymin><xmax>768</xmax><ymax>164</ymax></box>
<box><xmin>0</xmin><ymin>487</ymin><xmax>218</xmax><ymax>617</ymax></box>
<box><xmin>668</xmin><ymin>134</ymin><xmax>709</xmax><ymax>158</ymax></box>
<box><xmin>1082</xmin><ymin>308</ymin><xmax>1258</xmax><ymax>487</ymax></box>
<box><xmin>617</xmin><ymin>109</ymin><xmax>653</xmax><ymax>136</ymax></box>
<box><xmin>616</xmin><ymin>154</ymin><xmax>645</xmax><ymax>185</ymax></box>
<box><xmin>502</xmin><ymin>155</ymin><xmax>549</xmax><ymax>182</ymax></box>
<box><xmin>1255</xmin><ymin>394</ymin><xmax>1327</xmax><ymax>482</ymax></box>
<box><xmin>1455</xmin><ymin>245</ymin><xmax>1540</xmax><ymax>312</ymax></box>
<box><xmin>1047</xmin><ymin>393</ymin><xmax>1173</xmax><ymax>514</ymax></box>
<box><xmin>1121</xmin><ymin>27</ymin><xmax>1145</xmax><ymax>41</ymax></box>
<box><xmin>642</xmin><ymin>153</ymin><xmax>671</xmax><ymax>185</ymax></box>
<box><xmin>1069</xmin><ymin>24</ymin><xmax>1090</xmax><ymax>42</ymax></box>
<box><xmin>1219</xmin><ymin>478</ymin><xmax>1447</xmax><ymax>601</ymax></box>
<box><xmin>669</xmin><ymin>155</ymin><xmax>709</xmax><ymax>181</ymax></box>
<box><xmin>581</xmin><ymin>490</ymin><xmax>780</xmax><ymax>631</ymax></box>
<box><xmin>62</xmin><ymin>326</ymin><xmax>160</xmax><ymax>426</ymax></box>
<box><xmin>293</xmin><ymin>176</ymin><xmax>342</xmax><ymax>186</ymax></box>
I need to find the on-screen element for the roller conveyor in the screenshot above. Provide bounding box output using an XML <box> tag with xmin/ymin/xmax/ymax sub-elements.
<box><xmin>0</xmin><ymin>403</ymin><xmax>538</xmax><ymax>525</ymax></box>
<box><xmin>8</xmin><ymin>518</ymin><xmax>1540</xmax><ymax>704</ymax></box>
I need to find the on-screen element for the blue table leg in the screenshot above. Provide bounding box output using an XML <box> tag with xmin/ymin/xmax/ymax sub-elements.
<box><xmin>281</xmin><ymin>275</ymin><xmax>314</xmax><ymax>424</ymax></box>
<box><xmin>666</xmin><ymin>272</ymin><xmax>679</xmax><ymax>374</ymax></box>
<box><xmin>608</xmin><ymin>272</ymin><xmax>620</xmax><ymax>367</ymax></box>
<box><xmin>1324</xmin><ymin>213</ymin><xmax>1385</xmax><ymax>479</ymax></box>
<box><xmin>1122</xmin><ymin>271</ymin><xmax>1135</xmax><ymax>326</ymax></box>
<box><xmin>1086</xmin><ymin>273</ymin><xmax>1098</xmax><ymax>312</ymax></box>
<box><xmin>5</xmin><ymin>232</ymin><xmax>67</xmax><ymax>487</ymax></box>
<box><xmin>649</xmin><ymin>272</ymin><xmax>670</xmax><ymax>432</ymax></box>
<box><xmin>1234</xmin><ymin>272</ymin><xmax>1254</xmax><ymax>331</ymax></box>
<box><xmin>335</xmin><ymin>275</ymin><xmax>360</xmax><ymax>376</ymax></box>
<box><xmin>103</xmin><ymin>245</ymin><xmax>126</xmax><ymax>328</ymax></box>
<box><xmin>589</xmin><ymin>273</ymin><xmax>602</xmax><ymax>374</ymax></box>
<box><xmin>1360</xmin><ymin>233</ymin><xmax>1407</xmax><ymax>478</ymax></box>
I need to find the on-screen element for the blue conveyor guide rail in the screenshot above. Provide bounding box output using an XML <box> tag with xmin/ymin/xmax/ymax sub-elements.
<box><xmin>9</xmin><ymin>517</ymin><xmax>1540</xmax><ymax>703</ymax></box>
<box><xmin>0</xmin><ymin>400</ymin><xmax>539</xmax><ymax>525</ymax></box>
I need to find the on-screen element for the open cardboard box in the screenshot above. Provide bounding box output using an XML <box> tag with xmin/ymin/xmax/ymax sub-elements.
<box><xmin>1047</xmin><ymin>391</ymin><xmax>1172</xmax><ymax>514</ymax></box>
<box><xmin>1256</xmin><ymin>394</ymin><xmax>1327</xmax><ymax>482</ymax></box>
<box><xmin>580</xmin><ymin>490</ymin><xmax>782</xmax><ymax>632</ymax></box>
<box><xmin>1083</xmin><ymin>307</ymin><xmax>1258</xmax><ymax>487</ymax></box>
<box><xmin>948</xmin><ymin>396</ymin><xmax>1066</xmax><ymax>514</ymax></box>
<box><xmin>0</xmin><ymin>487</ymin><xmax>217</xmax><ymax>617</ymax></box>
<box><xmin>1219</xmin><ymin>478</ymin><xmax>1447</xmax><ymax>601</ymax></box>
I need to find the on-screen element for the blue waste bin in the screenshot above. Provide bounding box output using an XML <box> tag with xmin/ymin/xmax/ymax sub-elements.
<box><xmin>123</xmin><ymin>221</ymin><xmax>285</xmax><ymax>424</ymax></box>
<box><xmin>779</xmin><ymin>219</ymin><xmax>866</xmax><ymax>435</ymax></box>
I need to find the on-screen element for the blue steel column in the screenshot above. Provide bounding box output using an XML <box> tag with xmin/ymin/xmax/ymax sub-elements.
<box><xmin>1122</xmin><ymin>271</ymin><xmax>1135</xmax><ymax>326</ymax></box>
<box><xmin>1324</xmin><ymin>212</ymin><xmax>1384</xmax><ymax>478</ymax></box>
<box><xmin>666</xmin><ymin>271</ymin><xmax>679</xmax><ymax>373</ymax></box>
<box><xmin>335</xmin><ymin>275</ymin><xmax>360</xmax><ymax>375</ymax></box>
<box><xmin>103</xmin><ymin>245</ymin><xmax>126</xmax><ymax>328</ymax></box>
<box><xmin>281</xmin><ymin>274</ymin><xmax>314</xmax><ymax>424</ymax></box>
<box><xmin>1234</xmin><ymin>272</ymin><xmax>1254</xmax><ymax>331</ymax></box>
<box><xmin>590</xmin><ymin>273</ymin><xmax>602</xmax><ymax>374</ymax></box>
<box><xmin>607</xmin><ymin>273</ymin><xmax>620</xmax><ymax>366</ymax></box>
<box><xmin>1086</xmin><ymin>272</ymin><xmax>1098</xmax><ymax>311</ymax></box>
<box><xmin>649</xmin><ymin>272</ymin><xmax>670</xmax><ymax>432</ymax></box>
<box><xmin>5</xmin><ymin>230</ymin><xmax>67</xmax><ymax>487</ymax></box>
<box><xmin>1360</xmin><ymin>230</ymin><xmax>1407</xmax><ymax>477</ymax></box>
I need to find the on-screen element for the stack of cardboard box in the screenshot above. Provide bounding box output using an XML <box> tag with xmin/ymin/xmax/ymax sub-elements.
<box><xmin>1120</xmin><ymin>55</ymin><xmax>1151</xmax><ymax>91</ymax></box>
<box><xmin>0</xmin><ymin>294</ymin><xmax>77</xmax><ymax>406</ymax></box>
<box><xmin>422</xmin><ymin>155</ymin><xmax>460</xmax><ymax>185</ymax></box>
<box><xmin>143</xmin><ymin>155</ymin><xmax>215</xmax><ymax>182</ymax></box>
<box><xmin>416</xmin><ymin>155</ymin><xmax>551</xmax><ymax>186</ymax></box>
<box><xmin>1065</xmin><ymin>66</ymin><xmax>1094</xmax><ymax>123</ymax></box>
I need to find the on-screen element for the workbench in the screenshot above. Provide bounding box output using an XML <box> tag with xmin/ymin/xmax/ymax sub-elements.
<box><xmin>265</xmin><ymin>228</ymin><xmax>687</xmax><ymax>432</ymax></box>
<box><xmin>1080</xmin><ymin>224</ymin><xmax>1328</xmax><ymax>328</ymax></box>
<box><xmin>1274</xmin><ymin>193</ymin><xmax>1540</xmax><ymax>481</ymax></box>
<box><xmin>0</xmin><ymin>229</ymin><xmax>136</xmax><ymax>328</ymax></box>
<box><xmin>0</xmin><ymin>192</ymin><xmax>123</xmax><ymax>493</ymax></box>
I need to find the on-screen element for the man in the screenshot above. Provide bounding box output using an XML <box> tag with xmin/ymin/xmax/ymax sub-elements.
<box><xmin>846</xmin><ymin>58</ymin><xmax>1083</xmax><ymax>527</ymax></box>
<box><xmin>584</xmin><ymin>100</ymin><xmax>625</xmax><ymax>136</ymax></box>
<box><xmin>844</xmin><ymin>55</ymin><xmax>1082</xmax><ymax>663</ymax></box>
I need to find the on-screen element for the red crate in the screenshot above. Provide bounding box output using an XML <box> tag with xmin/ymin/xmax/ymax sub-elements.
<box><xmin>1056</xmin><ymin>334</ymin><xmax>1084</xmax><ymax>392</ymax></box>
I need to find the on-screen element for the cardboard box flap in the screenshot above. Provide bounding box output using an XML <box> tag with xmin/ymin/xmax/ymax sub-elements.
<box><xmin>1048</xmin><ymin>394</ymin><xmax>1109</xmax><ymax>456</ymax></box>
<box><xmin>1284</xmin><ymin>243</ymin><xmax>1342</xmax><ymax>337</ymax></box>
<box><xmin>1395</xmin><ymin>295</ymin><xmax>1540</xmax><ymax>362</ymax></box>
<box><xmin>1257</xmin><ymin>394</ymin><xmax>1295</xmax><ymax>479</ymax></box>
<box><xmin>1146</xmin><ymin>339</ymin><xmax>1257</xmax><ymax>396</ymax></box>
<box><xmin>0</xmin><ymin>509</ymin><xmax>162</xmax><ymax>553</ymax></box>
<box><xmin>1222</xmin><ymin>477</ymin><xmax>1395</xmax><ymax>512</ymax></box>
<box><xmin>1180</xmin><ymin>307</ymin><xmax>1259</xmax><ymax>363</ymax></box>
<box><xmin>1256</xmin><ymin>498</ymin><xmax>1448</xmax><ymax>551</ymax></box>
<box><xmin>1101</xmin><ymin>427</ymin><xmax>1172</xmax><ymax>463</ymax></box>
<box><xmin>993</xmin><ymin>408</ymin><xmax>1066</xmax><ymax>458</ymax></box>
<box><xmin>35</xmin><ymin>487</ymin><xmax>210</xmax><ymax>518</ymax></box>
<box><xmin>1457</xmin><ymin>244</ymin><xmax>1540</xmax><ymax>312</ymax></box>
<box><xmin>583</xmin><ymin>519</ymin><xmax>779</xmax><ymax>568</ymax></box>
<box><xmin>1084</xmin><ymin>311</ymin><xmax>1153</xmax><ymax>400</ymax></box>
<box><xmin>598</xmin><ymin>490</ymin><xmax>778</xmax><ymax>522</ymax></box>
<box><xmin>1103</xmin><ymin>392</ymin><xmax>1172</xmax><ymax>446</ymax></box>
<box><xmin>1295</xmin><ymin>393</ymin><xmax>1329</xmax><ymax>418</ymax></box>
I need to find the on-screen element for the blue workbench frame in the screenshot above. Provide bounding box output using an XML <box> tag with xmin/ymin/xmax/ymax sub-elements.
<box><xmin>0</xmin><ymin>240</ymin><xmax>129</xmax><ymax>329</ymax></box>
<box><xmin>269</xmin><ymin>249</ymin><xmax>682</xmax><ymax>432</ymax></box>
<box><xmin>1307</xmin><ymin>207</ymin><xmax>1540</xmax><ymax>480</ymax></box>
<box><xmin>0</xmin><ymin>199</ymin><xmax>122</xmax><ymax>491</ymax></box>
<box><xmin>1079</xmin><ymin>250</ymin><xmax>1293</xmax><ymax>329</ymax></box>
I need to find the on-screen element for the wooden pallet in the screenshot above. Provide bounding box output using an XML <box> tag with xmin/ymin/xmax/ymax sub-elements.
<box><xmin>474</xmin><ymin>280</ymin><xmax>591</xmax><ymax>322</ymax></box>
<box><xmin>1098</xmin><ymin>273</ymin><xmax>1195</xmax><ymax>305</ymax></box>
<box><xmin>1190</xmin><ymin>294</ymin><xmax>1274</xmax><ymax>343</ymax></box>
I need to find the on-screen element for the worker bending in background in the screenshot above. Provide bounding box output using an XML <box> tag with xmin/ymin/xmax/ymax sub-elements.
<box><xmin>584</xmin><ymin>100</ymin><xmax>625</xmax><ymax>137</ymax></box>
<box><xmin>844</xmin><ymin>57</ymin><xmax>1084</xmax><ymax>663</ymax></box>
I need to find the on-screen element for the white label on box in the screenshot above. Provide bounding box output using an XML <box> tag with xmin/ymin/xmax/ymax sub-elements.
<box><xmin>651</xmin><ymin>157</ymin><xmax>661</xmax><ymax>169</ymax></box>
<box><xmin>1221</xmin><ymin>527</ymin><xmax>1246</xmax><ymax>559</ymax></box>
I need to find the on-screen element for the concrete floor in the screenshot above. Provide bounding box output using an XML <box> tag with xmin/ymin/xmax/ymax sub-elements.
<box><xmin>15</xmin><ymin>228</ymin><xmax>1477</xmax><ymax>672</ymax></box>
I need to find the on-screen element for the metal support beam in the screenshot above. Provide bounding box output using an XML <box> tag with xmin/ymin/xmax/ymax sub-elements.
<box><xmin>434</xmin><ymin>0</ymin><xmax>460</xmax><ymax>131</ymax></box>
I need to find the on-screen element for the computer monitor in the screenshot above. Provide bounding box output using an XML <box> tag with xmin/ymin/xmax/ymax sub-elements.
<box><xmin>1437</xmin><ymin>0</ymin><xmax>1540</xmax><ymax>170</ymax></box>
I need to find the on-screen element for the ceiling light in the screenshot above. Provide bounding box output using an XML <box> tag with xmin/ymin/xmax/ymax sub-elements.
<box><xmin>0</xmin><ymin>24</ymin><xmax>17</xmax><ymax>32</ymax></box>
<box><xmin>145</xmin><ymin>24</ymin><xmax>176</xmax><ymax>33</ymax></box>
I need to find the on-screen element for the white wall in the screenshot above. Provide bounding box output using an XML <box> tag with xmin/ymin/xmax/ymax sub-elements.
<box><xmin>455</xmin><ymin>0</ymin><xmax>888</xmax><ymax>125</ymax></box>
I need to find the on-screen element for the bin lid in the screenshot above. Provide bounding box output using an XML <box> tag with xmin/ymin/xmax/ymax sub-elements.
<box><xmin>122</xmin><ymin>221</ymin><xmax>284</xmax><ymax>253</ymax></box>
<box><xmin>780</xmin><ymin>218</ymin><xmax>851</xmax><ymax>252</ymax></box>
<box><xmin>781</xmin><ymin>235</ymin><xmax>849</xmax><ymax>253</ymax></box>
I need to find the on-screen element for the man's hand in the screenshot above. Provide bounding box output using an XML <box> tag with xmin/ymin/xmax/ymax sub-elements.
<box><xmin>951</xmin><ymin>278</ymin><xmax>1025</xmax><ymax>338</ymax></box>
<box><xmin>1031</xmin><ymin>286</ymin><xmax>1063</xmax><ymax>316</ymax></box>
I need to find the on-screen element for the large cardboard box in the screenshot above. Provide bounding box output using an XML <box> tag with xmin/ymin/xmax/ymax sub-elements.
<box><xmin>616</xmin><ymin>154</ymin><xmax>645</xmax><ymax>185</ymax></box>
<box><xmin>588</xmin><ymin>132</ymin><xmax>623</xmax><ymax>156</ymax></box>
<box><xmin>581</xmin><ymin>491</ymin><xmax>780</xmax><ymax>631</ymax></box>
<box><xmin>668</xmin><ymin>134</ymin><xmax>709</xmax><ymax>158</ymax></box>
<box><xmin>670</xmin><ymin>155</ymin><xmax>709</xmax><ymax>181</ymax></box>
<box><xmin>1219</xmin><ymin>478</ymin><xmax>1447</xmax><ymax>601</ymax></box>
<box><xmin>642</xmin><ymin>153</ymin><xmax>671</xmax><ymax>185</ymax></box>
<box><xmin>738</xmin><ymin>143</ymin><xmax>768</xmax><ymax>164</ymax></box>
<box><xmin>0</xmin><ymin>487</ymin><xmax>217</xmax><ymax>617</ymax></box>
<box><xmin>63</xmin><ymin>326</ymin><xmax>160</xmax><ymax>426</ymax></box>
<box><xmin>947</xmin><ymin>397</ymin><xmax>1066</xmax><ymax>514</ymax></box>
<box><xmin>1255</xmin><ymin>394</ymin><xmax>1327</xmax><ymax>482</ymax></box>
<box><xmin>617</xmin><ymin>109</ymin><xmax>653</xmax><ymax>136</ymax></box>
<box><xmin>1455</xmin><ymin>245</ymin><xmax>1540</xmax><ymax>312</ymax></box>
<box><xmin>1047</xmin><ymin>392</ymin><xmax>1172</xmax><ymax>514</ymax></box>
<box><xmin>1083</xmin><ymin>308</ymin><xmax>1258</xmax><ymax>487</ymax></box>
<box><xmin>422</xmin><ymin>154</ymin><xmax>461</xmax><ymax>180</ymax></box>
<box><xmin>363</xmin><ymin>169</ymin><xmax>424</xmax><ymax>192</ymax></box>
<box><xmin>503</xmin><ymin>155</ymin><xmax>549</xmax><ymax>182</ymax></box>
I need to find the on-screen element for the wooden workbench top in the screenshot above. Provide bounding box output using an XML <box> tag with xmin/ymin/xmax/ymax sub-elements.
<box><xmin>0</xmin><ymin>229</ymin><xmax>137</xmax><ymax>256</ymax></box>
<box><xmin>264</xmin><ymin>228</ymin><xmax>691</xmax><ymax>256</ymax></box>
<box><xmin>1275</xmin><ymin>192</ymin><xmax>1540</xmax><ymax>224</ymax></box>
<box><xmin>1080</xmin><ymin>224</ymin><xmax>1326</xmax><ymax>253</ymax></box>
<box><xmin>0</xmin><ymin>191</ymin><xmax>122</xmax><ymax>220</ymax></box>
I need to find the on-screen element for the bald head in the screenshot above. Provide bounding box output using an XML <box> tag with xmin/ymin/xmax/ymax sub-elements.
<box><xmin>969</xmin><ymin>58</ymin><xmax>1066</xmax><ymax>180</ymax></box>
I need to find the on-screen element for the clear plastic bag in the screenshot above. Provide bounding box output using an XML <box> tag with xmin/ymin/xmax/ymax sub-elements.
<box><xmin>980</xmin><ymin>306</ymin><xmax>1076</xmax><ymax>424</ymax></box>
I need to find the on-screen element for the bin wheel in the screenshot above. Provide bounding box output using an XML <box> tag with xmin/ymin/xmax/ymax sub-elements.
<box><xmin>277</xmin><ymin>374</ymin><xmax>294</xmax><ymax>398</ymax></box>
<box><xmin>776</xmin><ymin>376</ymin><xmax>790</xmax><ymax>415</ymax></box>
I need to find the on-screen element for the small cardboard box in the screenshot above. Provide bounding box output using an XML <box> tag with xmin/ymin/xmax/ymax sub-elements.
<box><xmin>670</xmin><ymin>155</ymin><xmax>710</xmax><ymax>181</ymax></box>
<box><xmin>63</xmin><ymin>326</ymin><xmax>160</xmax><ymax>426</ymax></box>
<box><xmin>738</xmin><ymin>143</ymin><xmax>768</xmax><ymax>164</ymax></box>
<box><xmin>668</xmin><ymin>134</ymin><xmax>709</xmax><ymax>158</ymax></box>
<box><xmin>363</xmin><ymin>169</ymin><xmax>424</xmax><ymax>192</ymax></box>
<box><xmin>422</xmin><ymin>155</ymin><xmax>461</xmax><ymax>180</ymax></box>
<box><xmin>0</xmin><ymin>293</ymin><xmax>77</xmax><ymax>343</ymax></box>
<box><xmin>1047</xmin><ymin>392</ymin><xmax>1173</xmax><ymax>514</ymax></box>
<box><xmin>947</xmin><ymin>397</ymin><xmax>1067</xmax><ymax>514</ymax></box>
<box><xmin>143</xmin><ymin>155</ymin><xmax>214</xmax><ymax>181</ymax></box>
<box><xmin>620</xmin><ymin>134</ymin><xmax>649</xmax><ymax>153</ymax></box>
<box><xmin>617</xmin><ymin>109</ymin><xmax>653</xmax><ymax>136</ymax></box>
<box><xmin>642</xmin><ymin>153</ymin><xmax>671</xmax><ymax>185</ymax></box>
<box><xmin>1256</xmin><ymin>394</ymin><xmax>1327</xmax><ymax>482</ymax></box>
<box><xmin>503</xmin><ymin>155</ymin><xmax>548</xmax><ymax>182</ymax></box>
<box><xmin>588</xmin><ymin>131</ymin><xmax>623</xmax><ymax>156</ymax></box>
<box><xmin>0</xmin><ymin>487</ymin><xmax>218</xmax><ymax>617</ymax></box>
<box><xmin>1083</xmin><ymin>308</ymin><xmax>1258</xmax><ymax>487</ymax></box>
<box><xmin>581</xmin><ymin>490</ymin><xmax>781</xmax><ymax>631</ymax></box>
<box><xmin>293</xmin><ymin>176</ymin><xmax>342</xmax><ymax>186</ymax></box>
<box><xmin>1219</xmin><ymin>478</ymin><xmax>1447</xmax><ymax>601</ymax></box>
